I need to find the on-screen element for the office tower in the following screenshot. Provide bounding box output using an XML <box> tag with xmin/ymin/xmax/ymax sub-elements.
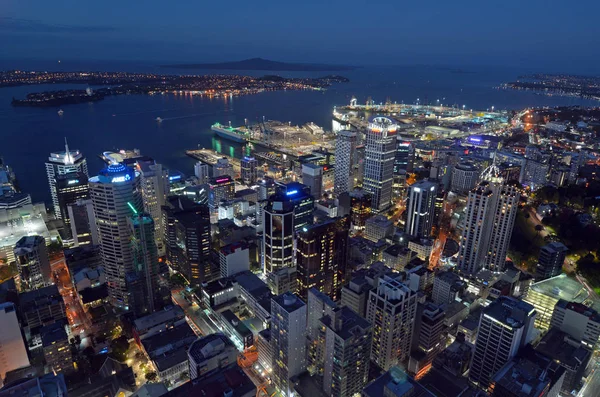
<box><xmin>306</xmin><ymin>288</ymin><xmax>337</xmax><ymax>374</ymax></box>
<box><xmin>263</xmin><ymin>198</ymin><xmax>295</xmax><ymax>275</ymax></box>
<box><xmin>522</xmin><ymin>158</ymin><xmax>549</xmax><ymax>190</ymax></box>
<box><xmin>0</xmin><ymin>302</ymin><xmax>30</xmax><ymax>381</ymax></box>
<box><xmin>363</xmin><ymin>116</ymin><xmax>398</xmax><ymax>212</ymax></box>
<box><xmin>408</xmin><ymin>303</ymin><xmax>445</xmax><ymax>377</ymax></box>
<box><xmin>40</xmin><ymin>322</ymin><xmax>72</xmax><ymax>374</ymax></box>
<box><xmin>127</xmin><ymin>212</ymin><xmax>165</xmax><ymax>317</ymax></box>
<box><xmin>275</xmin><ymin>182</ymin><xmax>314</xmax><ymax>231</ymax></box>
<box><xmin>258</xmin><ymin>177</ymin><xmax>277</xmax><ymax>201</ymax></box>
<box><xmin>322</xmin><ymin>307</ymin><xmax>372</xmax><ymax>397</ymax></box>
<box><xmin>268</xmin><ymin>267</ymin><xmax>298</xmax><ymax>296</ymax></box>
<box><xmin>271</xmin><ymin>293</ymin><xmax>307</xmax><ymax>397</ymax></box>
<box><xmin>535</xmin><ymin>242</ymin><xmax>568</xmax><ymax>281</ymax></box>
<box><xmin>208</xmin><ymin>176</ymin><xmax>235</xmax><ymax>213</ymax></box>
<box><xmin>302</xmin><ymin>163</ymin><xmax>323</xmax><ymax>199</ymax></box>
<box><xmin>46</xmin><ymin>139</ymin><xmax>88</xmax><ymax>219</ymax></box>
<box><xmin>450</xmin><ymin>162</ymin><xmax>479</xmax><ymax>194</ymax></box>
<box><xmin>133</xmin><ymin>159</ymin><xmax>169</xmax><ymax>245</ymax></box>
<box><xmin>213</xmin><ymin>158</ymin><xmax>234</xmax><ymax>178</ymax></box>
<box><xmin>14</xmin><ymin>235</ymin><xmax>51</xmax><ymax>291</ymax></box>
<box><xmin>334</xmin><ymin>130</ymin><xmax>357</xmax><ymax>196</ymax></box>
<box><xmin>162</xmin><ymin>196</ymin><xmax>211</xmax><ymax>286</ymax></box>
<box><xmin>194</xmin><ymin>161</ymin><xmax>211</xmax><ymax>184</ymax></box>
<box><xmin>55</xmin><ymin>172</ymin><xmax>89</xmax><ymax>240</ymax></box>
<box><xmin>469</xmin><ymin>297</ymin><xmax>536</xmax><ymax>388</ymax></box>
<box><xmin>219</xmin><ymin>242</ymin><xmax>250</xmax><ymax>278</ymax></box>
<box><xmin>394</xmin><ymin>139</ymin><xmax>413</xmax><ymax>174</ymax></box>
<box><xmin>296</xmin><ymin>216</ymin><xmax>350</xmax><ymax>301</ymax></box>
<box><xmin>432</xmin><ymin>270</ymin><xmax>466</xmax><ymax>305</ymax></box>
<box><xmin>67</xmin><ymin>199</ymin><xmax>99</xmax><ymax>246</ymax></box>
<box><xmin>367</xmin><ymin>275</ymin><xmax>418</xmax><ymax>370</ymax></box>
<box><xmin>349</xmin><ymin>189</ymin><xmax>372</xmax><ymax>230</ymax></box>
<box><xmin>365</xmin><ymin>214</ymin><xmax>394</xmax><ymax>243</ymax></box>
<box><xmin>550</xmin><ymin>300</ymin><xmax>600</xmax><ymax>349</ymax></box>
<box><xmin>188</xmin><ymin>334</ymin><xmax>238</xmax><ymax>380</ymax></box>
<box><xmin>405</xmin><ymin>180</ymin><xmax>437</xmax><ymax>238</ymax></box>
<box><xmin>89</xmin><ymin>163</ymin><xmax>143</xmax><ymax>308</ymax></box>
<box><xmin>241</xmin><ymin>156</ymin><xmax>258</xmax><ymax>185</ymax></box>
<box><xmin>458</xmin><ymin>178</ymin><xmax>518</xmax><ymax>274</ymax></box>
<box><xmin>568</xmin><ymin>152</ymin><xmax>585</xmax><ymax>183</ymax></box>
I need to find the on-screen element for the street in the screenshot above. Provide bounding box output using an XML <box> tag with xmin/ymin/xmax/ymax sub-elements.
<box><xmin>50</xmin><ymin>257</ymin><xmax>90</xmax><ymax>337</ymax></box>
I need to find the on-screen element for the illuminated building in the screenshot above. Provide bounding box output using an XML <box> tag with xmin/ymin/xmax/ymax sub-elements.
<box><xmin>271</xmin><ymin>293</ymin><xmax>306</xmax><ymax>397</ymax></box>
<box><xmin>219</xmin><ymin>242</ymin><xmax>250</xmax><ymax>278</ymax></box>
<box><xmin>188</xmin><ymin>333</ymin><xmax>238</xmax><ymax>381</ymax></box>
<box><xmin>322</xmin><ymin>307</ymin><xmax>372</xmax><ymax>397</ymax></box>
<box><xmin>40</xmin><ymin>322</ymin><xmax>72</xmax><ymax>374</ymax></box>
<box><xmin>394</xmin><ymin>139</ymin><xmax>413</xmax><ymax>174</ymax></box>
<box><xmin>14</xmin><ymin>235</ymin><xmax>51</xmax><ymax>292</ymax></box>
<box><xmin>458</xmin><ymin>166</ymin><xmax>518</xmax><ymax>274</ymax></box>
<box><xmin>367</xmin><ymin>275</ymin><xmax>417</xmax><ymax>370</ymax></box>
<box><xmin>213</xmin><ymin>157</ymin><xmax>235</xmax><ymax>178</ymax></box>
<box><xmin>306</xmin><ymin>289</ymin><xmax>336</xmax><ymax>375</ymax></box>
<box><xmin>522</xmin><ymin>158</ymin><xmax>549</xmax><ymax>190</ymax></box>
<box><xmin>241</xmin><ymin>156</ymin><xmax>258</xmax><ymax>185</ymax></box>
<box><xmin>127</xmin><ymin>212</ymin><xmax>166</xmax><ymax>317</ymax></box>
<box><xmin>550</xmin><ymin>300</ymin><xmax>600</xmax><ymax>350</ymax></box>
<box><xmin>365</xmin><ymin>215</ymin><xmax>394</xmax><ymax>243</ymax></box>
<box><xmin>302</xmin><ymin>163</ymin><xmax>323</xmax><ymax>199</ymax></box>
<box><xmin>263</xmin><ymin>198</ymin><xmax>295</xmax><ymax>275</ymax></box>
<box><xmin>208</xmin><ymin>176</ymin><xmax>235</xmax><ymax>215</ymax></box>
<box><xmin>363</xmin><ymin>116</ymin><xmax>398</xmax><ymax>212</ymax></box>
<box><xmin>275</xmin><ymin>182</ymin><xmax>314</xmax><ymax>231</ymax></box>
<box><xmin>432</xmin><ymin>270</ymin><xmax>466</xmax><ymax>305</ymax></box>
<box><xmin>296</xmin><ymin>216</ymin><xmax>350</xmax><ymax>301</ymax></box>
<box><xmin>468</xmin><ymin>297</ymin><xmax>536</xmax><ymax>389</ymax></box>
<box><xmin>257</xmin><ymin>177</ymin><xmax>276</xmax><ymax>201</ymax></box>
<box><xmin>408</xmin><ymin>303</ymin><xmax>445</xmax><ymax>377</ymax></box>
<box><xmin>405</xmin><ymin>180</ymin><xmax>437</xmax><ymax>238</ymax></box>
<box><xmin>67</xmin><ymin>199</ymin><xmax>98</xmax><ymax>247</ymax></box>
<box><xmin>535</xmin><ymin>242</ymin><xmax>568</xmax><ymax>281</ymax></box>
<box><xmin>349</xmin><ymin>189</ymin><xmax>372</xmax><ymax>230</ymax></box>
<box><xmin>0</xmin><ymin>302</ymin><xmax>30</xmax><ymax>381</ymax></box>
<box><xmin>334</xmin><ymin>130</ymin><xmax>357</xmax><ymax>196</ymax></box>
<box><xmin>55</xmin><ymin>172</ymin><xmax>89</xmax><ymax>242</ymax></box>
<box><xmin>450</xmin><ymin>162</ymin><xmax>479</xmax><ymax>194</ymax></box>
<box><xmin>162</xmin><ymin>196</ymin><xmax>211</xmax><ymax>286</ymax></box>
<box><xmin>45</xmin><ymin>139</ymin><xmax>88</xmax><ymax>220</ymax></box>
<box><xmin>89</xmin><ymin>163</ymin><xmax>143</xmax><ymax>308</ymax></box>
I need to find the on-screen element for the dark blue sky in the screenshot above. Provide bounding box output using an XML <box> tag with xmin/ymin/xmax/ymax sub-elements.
<box><xmin>2</xmin><ymin>0</ymin><xmax>599</xmax><ymax>72</ymax></box>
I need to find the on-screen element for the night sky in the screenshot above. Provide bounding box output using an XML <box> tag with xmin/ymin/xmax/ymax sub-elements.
<box><xmin>2</xmin><ymin>0</ymin><xmax>599</xmax><ymax>72</ymax></box>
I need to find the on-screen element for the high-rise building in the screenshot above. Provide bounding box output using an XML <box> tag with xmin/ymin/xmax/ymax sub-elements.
<box><xmin>127</xmin><ymin>212</ymin><xmax>166</xmax><ymax>317</ymax></box>
<box><xmin>55</xmin><ymin>172</ymin><xmax>89</xmax><ymax>241</ymax></box>
<box><xmin>302</xmin><ymin>163</ymin><xmax>323</xmax><ymax>199</ymax></box>
<box><xmin>408</xmin><ymin>303</ymin><xmax>445</xmax><ymax>377</ymax></box>
<box><xmin>14</xmin><ymin>235</ymin><xmax>51</xmax><ymax>291</ymax></box>
<box><xmin>334</xmin><ymin>130</ymin><xmax>357</xmax><ymax>196</ymax></box>
<box><xmin>89</xmin><ymin>163</ymin><xmax>143</xmax><ymax>308</ymax></box>
<box><xmin>522</xmin><ymin>159</ymin><xmax>549</xmax><ymax>190</ymax></box>
<box><xmin>468</xmin><ymin>297</ymin><xmax>536</xmax><ymax>389</ymax></box>
<box><xmin>431</xmin><ymin>270</ymin><xmax>466</xmax><ymax>305</ymax></box>
<box><xmin>394</xmin><ymin>139</ymin><xmax>413</xmax><ymax>174</ymax></box>
<box><xmin>296</xmin><ymin>216</ymin><xmax>350</xmax><ymax>301</ymax></box>
<box><xmin>263</xmin><ymin>198</ymin><xmax>295</xmax><ymax>275</ymax></box>
<box><xmin>0</xmin><ymin>302</ymin><xmax>30</xmax><ymax>381</ymax></box>
<box><xmin>40</xmin><ymin>322</ymin><xmax>72</xmax><ymax>374</ymax></box>
<box><xmin>213</xmin><ymin>157</ymin><xmax>235</xmax><ymax>178</ymax></box>
<box><xmin>405</xmin><ymin>180</ymin><xmax>437</xmax><ymax>238</ymax></box>
<box><xmin>450</xmin><ymin>162</ymin><xmax>479</xmax><ymax>194</ymax></box>
<box><xmin>258</xmin><ymin>177</ymin><xmax>277</xmax><ymax>201</ymax></box>
<box><xmin>162</xmin><ymin>196</ymin><xmax>211</xmax><ymax>286</ymax></box>
<box><xmin>363</xmin><ymin>116</ymin><xmax>398</xmax><ymax>212</ymax></box>
<box><xmin>367</xmin><ymin>275</ymin><xmax>418</xmax><ymax>370</ymax></box>
<box><xmin>208</xmin><ymin>176</ymin><xmax>235</xmax><ymax>214</ymax></box>
<box><xmin>241</xmin><ymin>156</ymin><xmax>258</xmax><ymax>185</ymax></box>
<box><xmin>349</xmin><ymin>189</ymin><xmax>372</xmax><ymax>230</ymax></box>
<box><xmin>306</xmin><ymin>288</ymin><xmax>337</xmax><ymax>374</ymax></box>
<box><xmin>67</xmin><ymin>199</ymin><xmax>99</xmax><ymax>247</ymax></box>
<box><xmin>219</xmin><ymin>242</ymin><xmax>250</xmax><ymax>278</ymax></box>
<box><xmin>132</xmin><ymin>159</ymin><xmax>169</xmax><ymax>247</ymax></box>
<box><xmin>46</xmin><ymin>139</ymin><xmax>88</xmax><ymax>220</ymax></box>
<box><xmin>271</xmin><ymin>293</ymin><xmax>307</xmax><ymax>397</ymax></box>
<box><xmin>550</xmin><ymin>299</ymin><xmax>600</xmax><ymax>349</ymax></box>
<box><xmin>322</xmin><ymin>306</ymin><xmax>372</xmax><ymax>397</ymax></box>
<box><xmin>275</xmin><ymin>182</ymin><xmax>314</xmax><ymax>231</ymax></box>
<box><xmin>194</xmin><ymin>161</ymin><xmax>211</xmax><ymax>184</ymax></box>
<box><xmin>535</xmin><ymin>242</ymin><xmax>568</xmax><ymax>281</ymax></box>
<box><xmin>458</xmin><ymin>177</ymin><xmax>518</xmax><ymax>274</ymax></box>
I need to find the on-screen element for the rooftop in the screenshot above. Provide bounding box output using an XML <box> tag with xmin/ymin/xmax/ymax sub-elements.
<box><xmin>535</xmin><ymin>328</ymin><xmax>591</xmax><ymax>370</ymax></box>
<box><xmin>529</xmin><ymin>274</ymin><xmax>600</xmax><ymax>312</ymax></box>
<box><xmin>142</xmin><ymin>322</ymin><xmax>196</xmax><ymax>356</ymax></box>
<box><xmin>484</xmin><ymin>296</ymin><xmax>535</xmax><ymax>328</ymax></box>
<box><xmin>321</xmin><ymin>306</ymin><xmax>371</xmax><ymax>341</ymax></box>
<box><xmin>555</xmin><ymin>299</ymin><xmax>600</xmax><ymax>322</ymax></box>
<box><xmin>133</xmin><ymin>305</ymin><xmax>185</xmax><ymax>333</ymax></box>
<box><xmin>272</xmin><ymin>292</ymin><xmax>305</xmax><ymax>313</ymax></box>
<box><xmin>165</xmin><ymin>365</ymin><xmax>255</xmax><ymax>397</ymax></box>
<box><xmin>188</xmin><ymin>333</ymin><xmax>234</xmax><ymax>363</ymax></box>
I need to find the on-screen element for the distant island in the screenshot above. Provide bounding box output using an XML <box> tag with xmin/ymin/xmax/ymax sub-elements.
<box><xmin>161</xmin><ymin>57</ymin><xmax>357</xmax><ymax>72</ymax></box>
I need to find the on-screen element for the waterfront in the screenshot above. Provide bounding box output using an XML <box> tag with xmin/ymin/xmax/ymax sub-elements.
<box><xmin>0</xmin><ymin>61</ymin><xmax>598</xmax><ymax>204</ymax></box>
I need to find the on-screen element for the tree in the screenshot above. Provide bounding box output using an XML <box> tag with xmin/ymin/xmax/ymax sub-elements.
<box><xmin>145</xmin><ymin>372</ymin><xmax>158</xmax><ymax>382</ymax></box>
<box><xmin>109</xmin><ymin>336</ymin><xmax>129</xmax><ymax>362</ymax></box>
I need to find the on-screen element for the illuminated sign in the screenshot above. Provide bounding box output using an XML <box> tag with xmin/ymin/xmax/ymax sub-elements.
<box><xmin>286</xmin><ymin>190</ymin><xmax>298</xmax><ymax>196</ymax></box>
<box><xmin>111</xmin><ymin>174</ymin><xmax>132</xmax><ymax>183</ymax></box>
<box><xmin>169</xmin><ymin>175</ymin><xmax>182</xmax><ymax>181</ymax></box>
<box><xmin>469</xmin><ymin>137</ymin><xmax>482</xmax><ymax>143</ymax></box>
<box><xmin>215</xmin><ymin>178</ymin><xmax>230</xmax><ymax>183</ymax></box>
<box><xmin>68</xmin><ymin>179</ymin><xmax>79</xmax><ymax>185</ymax></box>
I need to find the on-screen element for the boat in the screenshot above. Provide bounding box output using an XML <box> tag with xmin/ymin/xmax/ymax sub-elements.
<box><xmin>58</xmin><ymin>109</ymin><xmax>64</xmax><ymax>116</ymax></box>
<box><xmin>211</xmin><ymin>122</ymin><xmax>248</xmax><ymax>143</ymax></box>
<box><xmin>155</xmin><ymin>117</ymin><xmax>162</xmax><ymax>122</ymax></box>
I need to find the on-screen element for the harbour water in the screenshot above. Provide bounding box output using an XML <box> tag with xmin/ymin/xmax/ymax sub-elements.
<box><xmin>0</xmin><ymin>60</ymin><xmax>597</xmax><ymax>204</ymax></box>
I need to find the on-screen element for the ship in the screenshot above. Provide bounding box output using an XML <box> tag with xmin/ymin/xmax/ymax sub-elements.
<box><xmin>58</xmin><ymin>109</ymin><xmax>64</xmax><ymax>116</ymax></box>
<box><xmin>211</xmin><ymin>122</ymin><xmax>248</xmax><ymax>143</ymax></box>
<box><xmin>155</xmin><ymin>117</ymin><xmax>163</xmax><ymax>122</ymax></box>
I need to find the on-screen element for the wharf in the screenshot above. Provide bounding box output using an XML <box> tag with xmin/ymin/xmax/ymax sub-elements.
<box><xmin>185</xmin><ymin>148</ymin><xmax>241</xmax><ymax>173</ymax></box>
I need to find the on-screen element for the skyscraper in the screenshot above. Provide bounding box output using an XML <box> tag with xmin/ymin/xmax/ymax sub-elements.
<box><xmin>408</xmin><ymin>303</ymin><xmax>445</xmax><ymax>377</ymax></box>
<box><xmin>263</xmin><ymin>198</ymin><xmax>295</xmax><ymax>275</ymax></box>
<box><xmin>302</xmin><ymin>163</ymin><xmax>323</xmax><ymax>199</ymax></box>
<box><xmin>55</xmin><ymin>172</ymin><xmax>89</xmax><ymax>241</ymax></box>
<box><xmin>275</xmin><ymin>182</ymin><xmax>314</xmax><ymax>231</ymax></box>
<box><xmin>334</xmin><ymin>130</ymin><xmax>357</xmax><ymax>196</ymax></box>
<box><xmin>45</xmin><ymin>139</ymin><xmax>88</xmax><ymax>220</ymax></box>
<box><xmin>132</xmin><ymin>159</ymin><xmax>169</xmax><ymax>247</ymax></box>
<box><xmin>349</xmin><ymin>189</ymin><xmax>372</xmax><ymax>230</ymax></box>
<box><xmin>363</xmin><ymin>116</ymin><xmax>398</xmax><ymax>212</ymax></box>
<box><xmin>89</xmin><ymin>163</ymin><xmax>143</xmax><ymax>308</ymax></box>
<box><xmin>469</xmin><ymin>297</ymin><xmax>536</xmax><ymax>389</ymax></box>
<box><xmin>271</xmin><ymin>293</ymin><xmax>307</xmax><ymax>397</ymax></box>
<box><xmin>296</xmin><ymin>216</ymin><xmax>350</xmax><ymax>301</ymax></box>
<box><xmin>367</xmin><ymin>275</ymin><xmax>418</xmax><ymax>370</ymax></box>
<box><xmin>450</xmin><ymin>162</ymin><xmax>479</xmax><ymax>194</ymax></box>
<box><xmin>458</xmin><ymin>166</ymin><xmax>518</xmax><ymax>274</ymax></box>
<box><xmin>241</xmin><ymin>156</ymin><xmax>258</xmax><ymax>185</ymax></box>
<box><xmin>67</xmin><ymin>199</ymin><xmax>99</xmax><ymax>247</ymax></box>
<box><xmin>0</xmin><ymin>302</ymin><xmax>30</xmax><ymax>381</ymax></box>
<box><xmin>405</xmin><ymin>180</ymin><xmax>437</xmax><ymax>238</ymax></box>
<box><xmin>14</xmin><ymin>235</ymin><xmax>51</xmax><ymax>291</ymax></box>
<box><xmin>208</xmin><ymin>176</ymin><xmax>235</xmax><ymax>215</ymax></box>
<box><xmin>535</xmin><ymin>242</ymin><xmax>568</xmax><ymax>281</ymax></box>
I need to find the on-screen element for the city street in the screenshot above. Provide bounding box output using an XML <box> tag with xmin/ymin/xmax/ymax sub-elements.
<box><xmin>50</xmin><ymin>257</ymin><xmax>91</xmax><ymax>336</ymax></box>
